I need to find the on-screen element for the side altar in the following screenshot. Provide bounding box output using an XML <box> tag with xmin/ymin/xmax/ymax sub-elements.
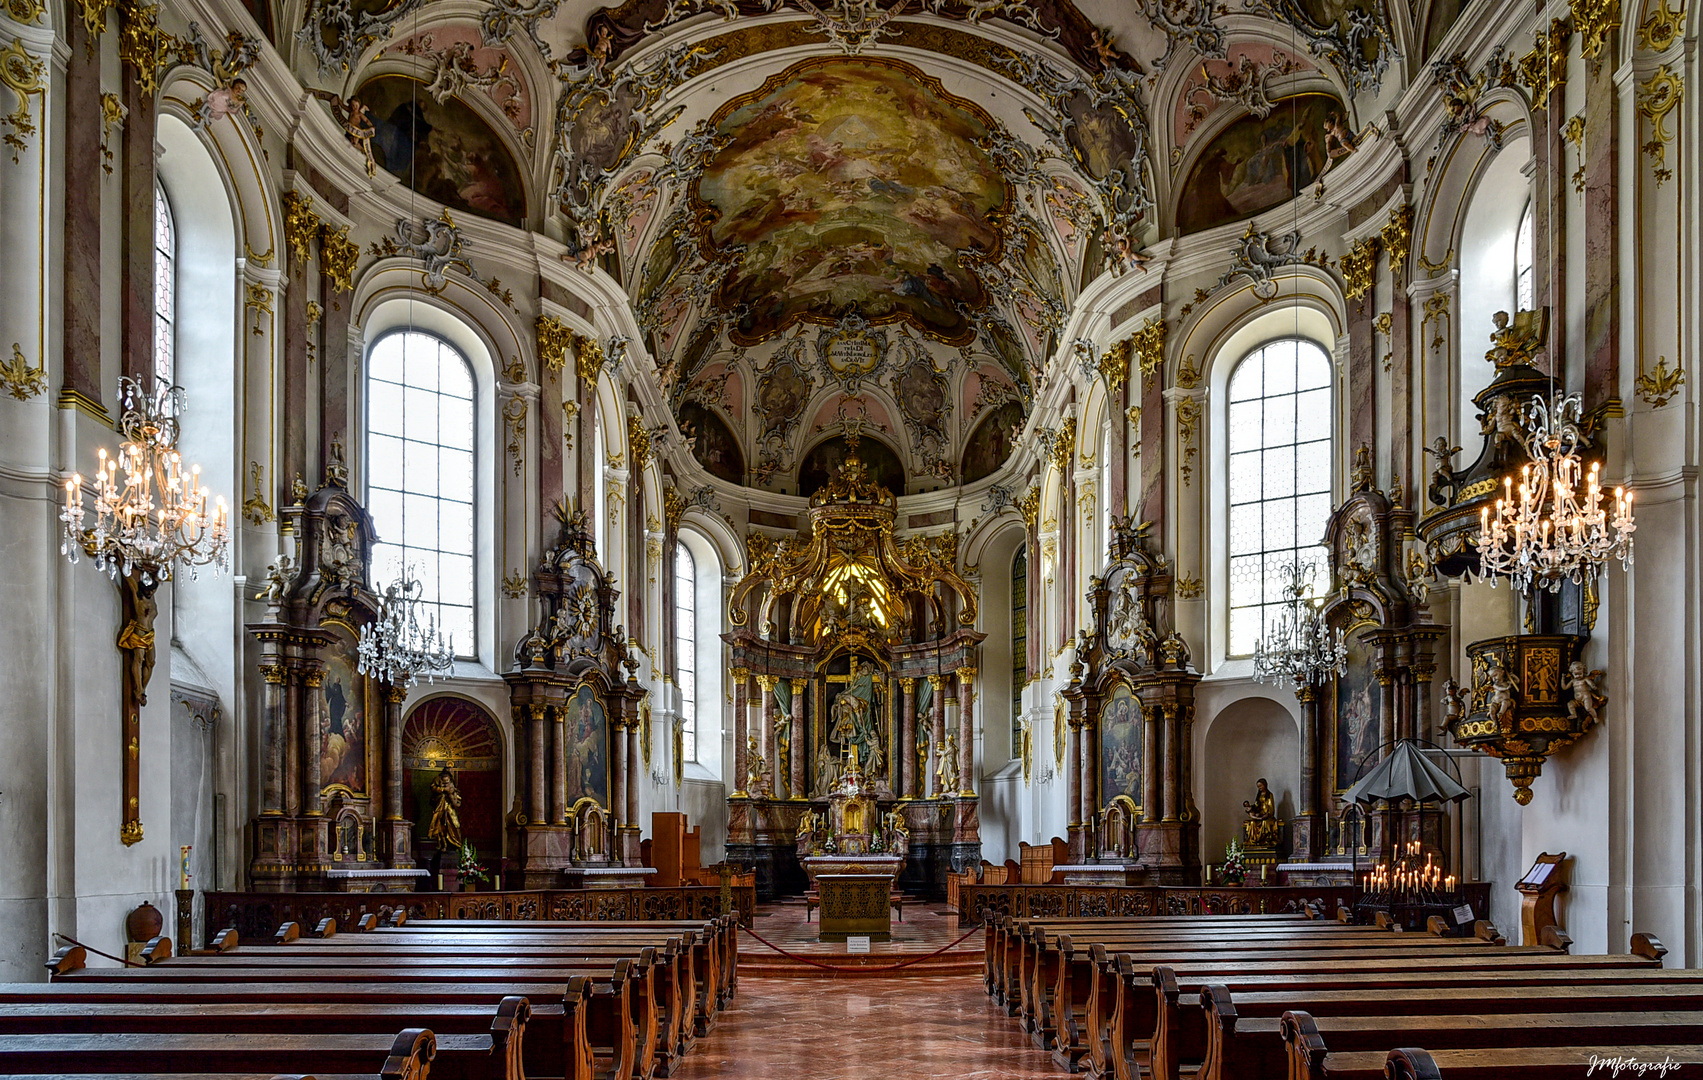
<box><xmin>722</xmin><ymin>438</ymin><xmax>983</xmax><ymax>900</ymax></box>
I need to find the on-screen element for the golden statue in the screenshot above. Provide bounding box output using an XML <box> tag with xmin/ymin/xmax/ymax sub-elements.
<box><xmin>1242</xmin><ymin>778</ymin><xmax>1282</xmax><ymax>847</ymax></box>
<box><xmin>935</xmin><ymin>731</ymin><xmax>958</xmax><ymax>795</ymax></box>
<box><xmin>426</xmin><ymin>769</ymin><xmax>463</xmax><ymax>849</ymax></box>
<box><xmin>745</xmin><ymin>734</ymin><xmax>771</xmax><ymax>797</ymax></box>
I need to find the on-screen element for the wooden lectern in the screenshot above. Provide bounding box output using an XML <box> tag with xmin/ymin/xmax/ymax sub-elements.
<box><xmin>1516</xmin><ymin>851</ymin><xmax>1569</xmax><ymax>947</ymax></box>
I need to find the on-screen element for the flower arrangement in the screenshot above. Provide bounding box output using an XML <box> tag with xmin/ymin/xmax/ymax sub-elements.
<box><xmin>1221</xmin><ymin>839</ymin><xmax>1247</xmax><ymax>884</ymax></box>
<box><xmin>457</xmin><ymin>840</ymin><xmax>490</xmax><ymax>888</ymax></box>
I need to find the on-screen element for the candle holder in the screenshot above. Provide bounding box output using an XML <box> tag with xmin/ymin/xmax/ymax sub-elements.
<box><xmin>1353</xmin><ymin>840</ymin><xmax>1466</xmax><ymax>931</ymax></box>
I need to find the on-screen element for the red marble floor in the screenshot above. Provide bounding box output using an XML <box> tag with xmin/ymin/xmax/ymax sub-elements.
<box><xmin>673</xmin><ymin>975</ymin><xmax>1062</xmax><ymax>1079</ymax></box>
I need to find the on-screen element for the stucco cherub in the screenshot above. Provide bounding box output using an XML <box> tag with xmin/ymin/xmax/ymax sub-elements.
<box><xmin>1562</xmin><ymin>660</ymin><xmax>1606</xmax><ymax>728</ymax></box>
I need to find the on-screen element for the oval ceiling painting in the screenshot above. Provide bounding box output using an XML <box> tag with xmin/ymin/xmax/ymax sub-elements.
<box><xmin>693</xmin><ymin>57</ymin><xmax>1012</xmax><ymax>347</ymax></box>
<box><xmin>1176</xmin><ymin>93</ymin><xmax>1343</xmax><ymax>236</ymax></box>
<box><xmin>355</xmin><ymin>75</ymin><xmax>527</xmax><ymax>227</ymax></box>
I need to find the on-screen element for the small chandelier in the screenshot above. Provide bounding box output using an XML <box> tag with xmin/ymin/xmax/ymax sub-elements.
<box><xmin>357</xmin><ymin>568</ymin><xmax>455</xmax><ymax>689</ymax></box>
<box><xmin>1476</xmin><ymin>391</ymin><xmax>1635</xmax><ymax>593</ymax></box>
<box><xmin>60</xmin><ymin>377</ymin><xmax>229</xmax><ymax>585</ymax></box>
<box><xmin>1252</xmin><ymin>560</ymin><xmax>1347</xmax><ymax>689</ymax></box>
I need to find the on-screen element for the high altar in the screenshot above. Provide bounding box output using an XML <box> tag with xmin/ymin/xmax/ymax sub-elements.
<box><xmin>723</xmin><ymin>437</ymin><xmax>984</xmax><ymax>898</ymax></box>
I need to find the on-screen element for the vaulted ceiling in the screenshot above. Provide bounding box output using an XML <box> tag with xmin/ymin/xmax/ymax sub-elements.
<box><xmin>277</xmin><ymin>0</ymin><xmax>1407</xmax><ymax>497</ymax></box>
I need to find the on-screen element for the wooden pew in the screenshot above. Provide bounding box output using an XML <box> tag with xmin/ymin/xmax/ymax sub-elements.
<box><xmin>1341</xmin><ymin>1045</ymin><xmax>1703</xmax><ymax>1079</ymax></box>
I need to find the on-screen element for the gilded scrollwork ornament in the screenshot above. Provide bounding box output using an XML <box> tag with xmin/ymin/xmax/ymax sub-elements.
<box><xmin>318</xmin><ymin>223</ymin><xmax>359</xmax><ymax>293</ymax></box>
<box><xmin>1381</xmin><ymin>205</ymin><xmax>1412</xmax><ymax>287</ymax></box>
<box><xmin>1518</xmin><ymin>18</ymin><xmax>1572</xmax><ymax>105</ymax></box>
<box><xmin>98</xmin><ymin>92</ymin><xmax>126</xmax><ymax>173</ymax></box>
<box><xmin>1636</xmin><ymin>66</ymin><xmax>1683</xmax><ymax>186</ymax></box>
<box><xmin>536</xmin><ymin>314</ymin><xmax>572</xmax><ymax>374</ymax></box>
<box><xmin>502</xmin><ymin>395</ymin><xmax>528</xmax><ymax>476</ymax></box>
<box><xmin>1176</xmin><ymin>397</ymin><xmax>1202</xmax><ymax>488</ymax></box>
<box><xmin>242</xmin><ymin>460</ymin><xmax>275</xmax><ymax>526</ymax></box>
<box><xmin>4</xmin><ymin>0</ymin><xmax>45</xmax><ymax>23</ymax></box>
<box><xmin>573</xmin><ymin>333</ymin><xmax>605</xmax><ymax>391</ymax></box>
<box><xmin>1340</xmin><ymin>237</ymin><xmax>1377</xmax><ymax>304</ymax></box>
<box><xmin>1131</xmin><ymin>318</ymin><xmax>1165</xmax><ymax>384</ymax></box>
<box><xmin>1</xmin><ymin>342</ymin><xmax>46</xmax><ymax>400</ymax></box>
<box><xmin>281</xmin><ymin>190</ymin><xmax>320</xmax><ymax>270</ymax></box>
<box><xmin>0</xmin><ymin>37</ymin><xmax>45</xmax><ymax>164</ymax></box>
<box><xmin>1569</xmin><ymin>0</ymin><xmax>1621</xmax><ymax>64</ymax></box>
<box><xmin>1634</xmin><ymin>353</ymin><xmax>1685</xmax><ymax>407</ymax></box>
<box><xmin>1637</xmin><ymin>0</ymin><xmax>1683</xmax><ymax>52</ymax></box>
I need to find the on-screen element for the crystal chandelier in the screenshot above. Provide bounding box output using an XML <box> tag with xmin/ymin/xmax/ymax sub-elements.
<box><xmin>1476</xmin><ymin>391</ymin><xmax>1635</xmax><ymax>593</ymax></box>
<box><xmin>60</xmin><ymin>377</ymin><xmax>230</xmax><ymax>585</ymax></box>
<box><xmin>1252</xmin><ymin>560</ymin><xmax>1348</xmax><ymax>689</ymax></box>
<box><xmin>357</xmin><ymin>568</ymin><xmax>455</xmax><ymax>688</ymax></box>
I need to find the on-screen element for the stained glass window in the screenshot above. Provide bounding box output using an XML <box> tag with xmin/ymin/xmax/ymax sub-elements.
<box><xmin>1515</xmin><ymin>200</ymin><xmax>1535</xmax><ymax>312</ymax></box>
<box><xmin>676</xmin><ymin>545</ymin><xmax>698</xmax><ymax>762</ymax></box>
<box><xmin>1228</xmin><ymin>339</ymin><xmax>1334</xmax><ymax>657</ymax></box>
<box><xmin>153</xmin><ymin>182</ymin><xmax>175</xmax><ymax>388</ymax></box>
<box><xmin>366</xmin><ymin>330</ymin><xmax>477</xmax><ymax>657</ymax></box>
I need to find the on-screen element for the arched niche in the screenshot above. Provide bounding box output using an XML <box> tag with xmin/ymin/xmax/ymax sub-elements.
<box><xmin>678</xmin><ymin>400</ymin><xmax>745</xmax><ymax>484</ymax></box>
<box><xmin>1199</xmin><ymin>696</ymin><xmax>1301</xmax><ymax>867</ymax></box>
<box><xmin>353</xmin><ymin>74</ymin><xmax>529</xmax><ymax>227</ymax></box>
<box><xmin>797</xmin><ymin>433</ymin><xmax>903</xmax><ymax>497</ymax></box>
<box><xmin>403</xmin><ymin>695</ymin><xmax>505</xmax><ymax>871</ymax></box>
<box><xmin>961</xmin><ymin>401</ymin><xmax>1024</xmax><ymax>484</ymax></box>
<box><xmin>1175</xmin><ymin>92</ymin><xmax>1347</xmax><ymax>236</ymax></box>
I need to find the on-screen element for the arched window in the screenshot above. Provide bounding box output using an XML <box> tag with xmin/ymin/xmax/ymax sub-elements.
<box><xmin>1227</xmin><ymin>339</ymin><xmax>1333</xmax><ymax>656</ymax></box>
<box><xmin>1515</xmin><ymin>200</ymin><xmax>1535</xmax><ymax>311</ymax></box>
<box><xmin>1010</xmin><ymin>547</ymin><xmax>1026</xmax><ymax>748</ymax></box>
<box><xmin>152</xmin><ymin>181</ymin><xmax>176</xmax><ymax>388</ymax></box>
<box><xmin>366</xmin><ymin>330</ymin><xmax>477</xmax><ymax>656</ymax></box>
<box><xmin>675</xmin><ymin>543</ymin><xmax>699</xmax><ymax>762</ymax></box>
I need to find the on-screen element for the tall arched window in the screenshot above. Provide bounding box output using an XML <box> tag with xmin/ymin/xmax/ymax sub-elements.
<box><xmin>152</xmin><ymin>181</ymin><xmax>176</xmax><ymax>388</ymax></box>
<box><xmin>1227</xmin><ymin>339</ymin><xmax>1333</xmax><ymax>656</ymax></box>
<box><xmin>366</xmin><ymin>330</ymin><xmax>477</xmax><ymax>656</ymax></box>
<box><xmin>1515</xmin><ymin>200</ymin><xmax>1535</xmax><ymax>311</ymax></box>
<box><xmin>1010</xmin><ymin>547</ymin><xmax>1026</xmax><ymax>748</ymax></box>
<box><xmin>675</xmin><ymin>544</ymin><xmax>699</xmax><ymax>762</ymax></box>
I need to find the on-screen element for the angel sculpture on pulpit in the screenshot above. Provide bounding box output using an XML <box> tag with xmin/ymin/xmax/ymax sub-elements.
<box><xmin>1563</xmin><ymin>661</ymin><xmax>1606</xmax><ymax>729</ymax></box>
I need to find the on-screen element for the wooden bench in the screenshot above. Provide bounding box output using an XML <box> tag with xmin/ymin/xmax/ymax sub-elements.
<box><xmin>1340</xmin><ymin>1044</ymin><xmax>1703</xmax><ymax>1079</ymax></box>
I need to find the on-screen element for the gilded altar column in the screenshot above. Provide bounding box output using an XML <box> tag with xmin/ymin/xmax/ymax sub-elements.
<box><xmin>260</xmin><ymin>661</ymin><xmax>287</xmax><ymax>814</ymax></box>
<box><xmin>957</xmin><ymin>667</ymin><xmax>976</xmax><ymax>795</ymax></box>
<box><xmin>899</xmin><ymin>678</ymin><xmax>916</xmax><ymax>798</ymax></box>
<box><xmin>731</xmin><ymin>668</ymin><xmax>749</xmax><ymax>796</ymax></box>
<box><xmin>612</xmin><ymin>716</ymin><xmax>629</xmax><ymax>826</ymax></box>
<box><xmin>302</xmin><ymin>665</ymin><xmax>326</xmax><ymax>817</ymax></box>
<box><xmin>551</xmin><ymin>703</ymin><xmax>568</xmax><ymax>824</ymax></box>
<box><xmin>283</xmin><ymin>668</ymin><xmax>302</xmax><ymax>817</ymax></box>
<box><xmin>1141</xmin><ymin>702</ymin><xmax>1161</xmax><ymax>823</ymax></box>
<box><xmin>789</xmin><ymin>679</ymin><xmax>806</xmax><ymax>800</ymax></box>
<box><xmin>528</xmin><ymin>704</ymin><xmax>548</xmax><ymax>823</ymax></box>
<box><xmin>756</xmin><ymin>675</ymin><xmax>777</xmax><ymax>796</ymax></box>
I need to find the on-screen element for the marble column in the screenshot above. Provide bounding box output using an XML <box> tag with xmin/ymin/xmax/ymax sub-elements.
<box><xmin>731</xmin><ymin>668</ymin><xmax>749</xmax><ymax>796</ymax></box>
<box><xmin>1296</xmin><ymin>684</ymin><xmax>1321</xmax><ymax>859</ymax></box>
<box><xmin>1141</xmin><ymin>703</ymin><xmax>1160</xmax><ymax>822</ymax></box>
<box><xmin>528</xmin><ymin>704</ymin><xmax>548</xmax><ymax>822</ymax></box>
<box><xmin>957</xmin><ymin>668</ymin><xmax>976</xmax><ymax>795</ymax></box>
<box><xmin>259</xmin><ymin>662</ymin><xmax>287</xmax><ymax>814</ymax></box>
<box><xmin>1079</xmin><ymin>715</ymin><xmax>1095</xmax><ymax>826</ymax></box>
<box><xmin>575</xmin><ymin>349</ymin><xmax>597</xmax><ymax>518</ymax></box>
<box><xmin>120</xmin><ymin>58</ymin><xmax>156</xmax><ymax>384</ymax></box>
<box><xmin>60</xmin><ymin>15</ymin><xmax>103</xmax><ymax>408</ymax></box>
<box><xmin>1377</xmin><ymin>669</ymin><xmax>1396</xmax><ymax>759</ymax></box>
<box><xmin>789</xmin><ymin>679</ymin><xmax>806</xmax><ymax>800</ymax></box>
<box><xmin>283</xmin><ymin>669</ymin><xmax>301</xmax><ymax>816</ymax></box>
<box><xmin>899</xmin><ymin>677</ymin><xmax>916</xmax><ymax>798</ymax></box>
<box><xmin>757</xmin><ymin>675</ymin><xmax>777</xmax><ymax>796</ymax></box>
<box><xmin>626</xmin><ymin>722</ymin><xmax>640</xmax><ymax>827</ymax></box>
<box><xmin>551</xmin><ymin>703</ymin><xmax>567</xmax><ymax>824</ymax></box>
<box><xmin>385</xmin><ymin>686</ymin><xmax>406</xmax><ymax>825</ymax></box>
<box><xmin>1160</xmin><ymin>704</ymin><xmax>1178</xmax><ymax>822</ymax></box>
<box><xmin>612</xmin><ymin>718</ymin><xmax>630</xmax><ymax>828</ymax></box>
<box><xmin>302</xmin><ymin>666</ymin><xmax>325</xmax><ymax>817</ymax></box>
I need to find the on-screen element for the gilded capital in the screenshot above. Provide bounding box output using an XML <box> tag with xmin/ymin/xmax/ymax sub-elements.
<box><xmin>899</xmin><ymin>676</ymin><xmax>916</xmax><ymax>692</ymax></box>
<box><xmin>926</xmin><ymin>674</ymin><xmax>945</xmax><ymax>691</ymax></box>
<box><xmin>730</xmin><ymin>666</ymin><xmax>750</xmax><ymax>683</ymax></box>
<box><xmin>790</xmin><ymin>678</ymin><xmax>807</xmax><ymax>694</ymax></box>
<box><xmin>386</xmin><ymin>685</ymin><xmax>408</xmax><ymax>705</ymax></box>
<box><xmin>259</xmin><ymin>663</ymin><xmax>287</xmax><ymax>685</ymax></box>
<box><xmin>755</xmin><ymin>673</ymin><xmax>777</xmax><ymax>693</ymax></box>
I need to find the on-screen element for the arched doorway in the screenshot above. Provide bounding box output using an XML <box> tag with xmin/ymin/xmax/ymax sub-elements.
<box><xmin>402</xmin><ymin>697</ymin><xmax>504</xmax><ymax>882</ymax></box>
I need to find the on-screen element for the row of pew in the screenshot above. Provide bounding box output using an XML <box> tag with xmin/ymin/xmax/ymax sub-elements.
<box><xmin>6</xmin><ymin>907</ymin><xmax>739</xmax><ymax>1080</ymax></box>
<box><xmin>984</xmin><ymin>909</ymin><xmax>1703</xmax><ymax>1079</ymax></box>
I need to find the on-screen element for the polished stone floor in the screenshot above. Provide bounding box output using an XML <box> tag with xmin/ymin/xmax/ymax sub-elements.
<box><xmin>673</xmin><ymin>975</ymin><xmax>1062</xmax><ymax>1079</ymax></box>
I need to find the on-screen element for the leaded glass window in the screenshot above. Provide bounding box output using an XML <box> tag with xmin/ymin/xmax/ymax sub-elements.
<box><xmin>1227</xmin><ymin>339</ymin><xmax>1334</xmax><ymax>657</ymax></box>
<box><xmin>676</xmin><ymin>545</ymin><xmax>698</xmax><ymax>762</ymax></box>
<box><xmin>153</xmin><ymin>182</ymin><xmax>175</xmax><ymax>389</ymax></box>
<box><xmin>366</xmin><ymin>330</ymin><xmax>477</xmax><ymax>656</ymax></box>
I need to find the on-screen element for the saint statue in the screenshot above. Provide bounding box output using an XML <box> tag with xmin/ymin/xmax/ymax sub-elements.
<box><xmin>811</xmin><ymin>740</ymin><xmax>842</xmax><ymax>798</ymax></box>
<box><xmin>426</xmin><ymin>768</ymin><xmax>464</xmax><ymax>849</ymax></box>
<box><xmin>745</xmin><ymin>734</ymin><xmax>771</xmax><ymax>798</ymax></box>
<box><xmin>1242</xmin><ymin>778</ymin><xmax>1282</xmax><ymax>847</ymax></box>
<box><xmin>935</xmin><ymin>731</ymin><xmax>958</xmax><ymax>795</ymax></box>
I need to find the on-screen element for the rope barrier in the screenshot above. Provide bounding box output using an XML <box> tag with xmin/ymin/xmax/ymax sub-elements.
<box><xmin>52</xmin><ymin>933</ymin><xmax>142</xmax><ymax>968</ymax></box>
<box><xmin>739</xmin><ymin>922</ymin><xmax>982</xmax><ymax>974</ymax></box>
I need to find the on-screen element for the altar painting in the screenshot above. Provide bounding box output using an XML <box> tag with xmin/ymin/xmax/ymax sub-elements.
<box><xmin>563</xmin><ymin>683</ymin><xmax>611</xmax><ymax>810</ymax></box>
<box><xmin>1332</xmin><ymin>632</ymin><xmax>1380</xmax><ymax>792</ymax></box>
<box><xmin>816</xmin><ymin>655</ymin><xmax>890</xmax><ymax>790</ymax></box>
<box><xmin>321</xmin><ymin>642</ymin><xmax>372</xmax><ymax>798</ymax></box>
<box><xmin>1098</xmin><ymin>683</ymin><xmax>1142</xmax><ymax>806</ymax></box>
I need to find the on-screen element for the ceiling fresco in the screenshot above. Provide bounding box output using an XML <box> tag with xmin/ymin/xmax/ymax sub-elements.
<box><xmin>691</xmin><ymin>58</ymin><xmax>1011</xmax><ymax>347</ymax></box>
<box><xmin>278</xmin><ymin>0</ymin><xmax>1402</xmax><ymax>496</ymax></box>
